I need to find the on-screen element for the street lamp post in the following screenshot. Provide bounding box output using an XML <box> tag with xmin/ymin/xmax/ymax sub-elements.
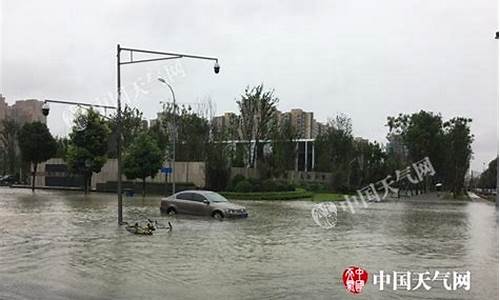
<box><xmin>116</xmin><ymin>44</ymin><xmax>220</xmax><ymax>225</ymax></box>
<box><xmin>157</xmin><ymin>78</ymin><xmax>176</xmax><ymax>195</ymax></box>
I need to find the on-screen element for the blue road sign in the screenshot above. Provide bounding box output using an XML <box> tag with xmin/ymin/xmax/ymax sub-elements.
<box><xmin>161</xmin><ymin>167</ymin><xmax>173</xmax><ymax>174</ymax></box>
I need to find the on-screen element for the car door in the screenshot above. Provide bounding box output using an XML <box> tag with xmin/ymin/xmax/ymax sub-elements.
<box><xmin>175</xmin><ymin>192</ymin><xmax>193</xmax><ymax>214</ymax></box>
<box><xmin>189</xmin><ymin>193</ymin><xmax>211</xmax><ymax>216</ymax></box>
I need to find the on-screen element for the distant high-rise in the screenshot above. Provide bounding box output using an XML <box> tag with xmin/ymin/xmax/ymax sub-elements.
<box><xmin>0</xmin><ymin>94</ymin><xmax>8</xmax><ymax>123</ymax></box>
<box><xmin>212</xmin><ymin>112</ymin><xmax>237</xmax><ymax>131</ymax></box>
<box><xmin>0</xmin><ymin>95</ymin><xmax>47</xmax><ymax>126</ymax></box>
<box><xmin>10</xmin><ymin>99</ymin><xmax>47</xmax><ymax>125</ymax></box>
<box><xmin>278</xmin><ymin>108</ymin><xmax>324</xmax><ymax>139</ymax></box>
<box><xmin>386</xmin><ymin>134</ymin><xmax>407</xmax><ymax>161</ymax></box>
<box><xmin>213</xmin><ymin>108</ymin><xmax>327</xmax><ymax>140</ymax></box>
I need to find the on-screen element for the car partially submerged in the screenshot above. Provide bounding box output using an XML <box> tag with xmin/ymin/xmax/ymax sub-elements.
<box><xmin>0</xmin><ymin>175</ymin><xmax>16</xmax><ymax>186</ymax></box>
<box><xmin>160</xmin><ymin>190</ymin><xmax>248</xmax><ymax>219</ymax></box>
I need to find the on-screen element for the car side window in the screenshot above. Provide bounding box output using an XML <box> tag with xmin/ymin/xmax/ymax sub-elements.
<box><xmin>191</xmin><ymin>193</ymin><xmax>207</xmax><ymax>202</ymax></box>
<box><xmin>176</xmin><ymin>193</ymin><xmax>192</xmax><ymax>200</ymax></box>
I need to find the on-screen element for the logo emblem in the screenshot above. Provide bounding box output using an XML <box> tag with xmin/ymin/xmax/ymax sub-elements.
<box><xmin>343</xmin><ymin>266</ymin><xmax>369</xmax><ymax>294</ymax></box>
<box><xmin>311</xmin><ymin>202</ymin><xmax>337</xmax><ymax>229</ymax></box>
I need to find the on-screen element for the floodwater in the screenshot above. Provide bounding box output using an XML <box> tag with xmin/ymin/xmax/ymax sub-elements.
<box><xmin>0</xmin><ymin>187</ymin><xmax>497</xmax><ymax>299</ymax></box>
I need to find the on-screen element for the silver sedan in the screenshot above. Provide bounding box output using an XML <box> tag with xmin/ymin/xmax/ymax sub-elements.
<box><xmin>160</xmin><ymin>190</ymin><xmax>248</xmax><ymax>219</ymax></box>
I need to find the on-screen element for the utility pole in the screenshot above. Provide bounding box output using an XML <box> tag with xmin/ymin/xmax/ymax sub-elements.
<box><xmin>116</xmin><ymin>45</ymin><xmax>220</xmax><ymax>224</ymax></box>
<box><xmin>158</xmin><ymin>78</ymin><xmax>176</xmax><ymax>194</ymax></box>
<box><xmin>116</xmin><ymin>44</ymin><xmax>124</xmax><ymax>224</ymax></box>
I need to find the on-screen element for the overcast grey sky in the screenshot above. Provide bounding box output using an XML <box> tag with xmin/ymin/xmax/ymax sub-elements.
<box><xmin>1</xmin><ymin>0</ymin><xmax>497</xmax><ymax>171</ymax></box>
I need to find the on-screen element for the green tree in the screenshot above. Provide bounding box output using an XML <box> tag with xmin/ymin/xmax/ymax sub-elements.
<box><xmin>479</xmin><ymin>157</ymin><xmax>498</xmax><ymax>189</ymax></box>
<box><xmin>385</xmin><ymin>133</ymin><xmax>408</xmax><ymax>175</ymax></box>
<box><xmin>315</xmin><ymin>114</ymin><xmax>355</xmax><ymax>192</ymax></box>
<box><xmin>350</xmin><ymin>140</ymin><xmax>387</xmax><ymax>188</ymax></box>
<box><xmin>0</xmin><ymin>119</ymin><xmax>21</xmax><ymax>176</ymax></box>
<box><xmin>66</xmin><ymin>109</ymin><xmax>111</xmax><ymax>193</ymax></box>
<box><xmin>54</xmin><ymin>136</ymin><xmax>70</xmax><ymax>158</ymax></box>
<box><xmin>443</xmin><ymin>117</ymin><xmax>473</xmax><ymax>198</ymax></box>
<box><xmin>266</xmin><ymin>118</ymin><xmax>298</xmax><ymax>178</ymax></box>
<box><xmin>387</xmin><ymin>111</ymin><xmax>446</xmax><ymax>192</ymax></box>
<box><xmin>237</xmin><ymin>84</ymin><xmax>279</xmax><ymax>168</ymax></box>
<box><xmin>123</xmin><ymin>133</ymin><xmax>163</xmax><ymax>197</ymax></box>
<box><xmin>159</xmin><ymin>103</ymin><xmax>210</xmax><ymax>162</ymax></box>
<box><xmin>18</xmin><ymin>122</ymin><xmax>57</xmax><ymax>191</ymax></box>
<box><xmin>107</xmin><ymin>106</ymin><xmax>145</xmax><ymax>157</ymax></box>
<box><xmin>205</xmin><ymin>125</ymin><xmax>232</xmax><ymax>191</ymax></box>
<box><xmin>148</xmin><ymin>121</ymin><xmax>169</xmax><ymax>154</ymax></box>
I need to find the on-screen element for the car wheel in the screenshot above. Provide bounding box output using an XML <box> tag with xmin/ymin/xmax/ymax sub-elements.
<box><xmin>212</xmin><ymin>211</ymin><xmax>224</xmax><ymax>220</ymax></box>
<box><xmin>166</xmin><ymin>207</ymin><xmax>177</xmax><ymax>215</ymax></box>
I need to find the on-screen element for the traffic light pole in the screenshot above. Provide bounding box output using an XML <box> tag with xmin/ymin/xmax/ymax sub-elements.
<box><xmin>117</xmin><ymin>45</ymin><xmax>124</xmax><ymax>224</ymax></box>
<box><xmin>116</xmin><ymin>44</ymin><xmax>220</xmax><ymax>225</ymax></box>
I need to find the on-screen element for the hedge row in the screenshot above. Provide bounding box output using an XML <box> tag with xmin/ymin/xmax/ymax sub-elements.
<box><xmin>220</xmin><ymin>190</ymin><xmax>313</xmax><ymax>200</ymax></box>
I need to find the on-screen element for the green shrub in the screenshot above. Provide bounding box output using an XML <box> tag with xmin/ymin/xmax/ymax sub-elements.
<box><xmin>261</xmin><ymin>179</ymin><xmax>295</xmax><ymax>192</ymax></box>
<box><xmin>298</xmin><ymin>181</ymin><xmax>329</xmax><ymax>192</ymax></box>
<box><xmin>227</xmin><ymin>174</ymin><xmax>246</xmax><ymax>191</ymax></box>
<box><xmin>232</xmin><ymin>174</ymin><xmax>246</xmax><ymax>186</ymax></box>
<box><xmin>261</xmin><ymin>179</ymin><xmax>277</xmax><ymax>192</ymax></box>
<box><xmin>234</xmin><ymin>179</ymin><xmax>254</xmax><ymax>193</ymax></box>
<box><xmin>220</xmin><ymin>190</ymin><xmax>313</xmax><ymax>200</ymax></box>
<box><xmin>247</xmin><ymin>177</ymin><xmax>262</xmax><ymax>192</ymax></box>
<box><xmin>227</xmin><ymin>176</ymin><xmax>296</xmax><ymax>193</ymax></box>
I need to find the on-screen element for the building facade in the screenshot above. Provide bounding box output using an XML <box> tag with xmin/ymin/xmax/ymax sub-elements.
<box><xmin>0</xmin><ymin>94</ymin><xmax>47</xmax><ymax>126</ymax></box>
<box><xmin>213</xmin><ymin>108</ymin><xmax>327</xmax><ymax>140</ymax></box>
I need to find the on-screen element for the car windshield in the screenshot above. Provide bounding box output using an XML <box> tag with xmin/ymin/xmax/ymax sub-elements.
<box><xmin>204</xmin><ymin>192</ymin><xmax>228</xmax><ymax>203</ymax></box>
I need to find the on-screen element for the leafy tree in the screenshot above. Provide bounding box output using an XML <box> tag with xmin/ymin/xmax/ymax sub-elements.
<box><xmin>18</xmin><ymin>122</ymin><xmax>57</xmax><ymax>191</ymax></box>
<box><xmin>205</xmin><ymin>125</ymin><xmax>232</xmax><ymax>191</ymax></box>
<box><xmin>66</xmin><ymin>109</ymin><xmax>111</xmax><ymax>193</ymax></box>
<box><xmin>0</xmin><ymin>119</ymin><xmax>21</xmax><ymax>176</ymax></box>
<box><xmin>237</xmin><ymin>84</ymin><xmax>279</xmax><ymax>168</ymax></box>
<box><xmin>387</xmin><ymin>111</ymin><xmax>474</xmax><ymax>195</ymax></box>
<box><xmin>54</xmin><ymin>137</ymin><xmax>70</xmax><ymax>158</ymax></box>
<box><xmin>479</xmin><ymin>157</ymin><xmax>498</xmax><ymax>189</ymax></box>
<box><xmin>148</xmin><ymin>121</ymin><xmax>169</xmax><ymax>154</ymax></box>
<box><xmin>107</xmin><ymin>105</ymin><xmax>145</xmax><ymax>157</ymax></box>
<box><xmin>384</xmin><ymin>133</ymin><xmax>408</xmax><ymax>175</ymax></box>
<box><xmin>443</xmin><ymin>117</ymin><xmax>473</xmax><ymax>197</ymax></box>
<box><xmin>387</xmin><ymin>111</ymin><xmax>446</xmax><ymax>192</ymax></box>
<box><xmin>159</xmin><ymin>103</ymin><xmax>210</xmax><ymax>162</ymax></box>
<box><xmin>315</xmin><ymin>114</ymin><xmax>355</xmax><ymax>191</ymax></box>
<box><xmin>123</xmin><ymin>133</ymin><xmax>163</xmax><ymax>197</ymax></box>
<box><xmin>231</xmin><ymin>143</ymin><xmax>246</xmax><ymax>168</ymax></box>
<box><xmin>266</xmin><ymin>118</ymin><xmax>298</xmax><ymax>178</ymax></box>
<box><xmin>350</xmin><ymin>140</ymin><xmax>387</xmax><ymax>188</ymax></box>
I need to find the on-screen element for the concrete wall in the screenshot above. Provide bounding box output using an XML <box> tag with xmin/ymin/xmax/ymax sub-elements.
<box><xmin>230</xmin><ymin>167</ymin><xmax>331</xmax><ymax>184</ymax></box>
<box><xmin>285</xmin><ymin>170</ymin><xmax>331</xmax><ymax>184</ymax></box>
<box><xmin>230</xmin><ymin>167</ymin><xmax>260</xmax><ymax>179</ymax></box>
<box><xmin>33</xmin><ymin>158</ymin><xmax>206</xmax><ymax>188</ymax></box>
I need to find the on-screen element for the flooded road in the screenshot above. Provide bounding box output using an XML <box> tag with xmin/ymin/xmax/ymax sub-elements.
<box><xmin>0</xmin><ymin>187</ymin><xmax>497</xmax><ymax>299</ymax></box>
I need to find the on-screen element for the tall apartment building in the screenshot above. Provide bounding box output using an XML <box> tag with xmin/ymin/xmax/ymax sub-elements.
<box><xmin>313</xmin><ymin>120</ymin><xmax>328</xmax><ymax>138</ymax></box>
<box><xmin>213</xmin><ymin>108</ymin><xmax>327</xmax><ymax>140</ymax></box>
<box><xmin>278</xmin><ymin>108</ymin><xmax>325</xmax><ymax>139</ymax></box>
<box><xmin>212</xmin><ymin>112</ymin><xmax>237</xmax><ymax>132</ymax></box>
<box><xmin>0</xmin><ymin>94</ymin><xmax>47</xmax><ymax>126</ymax></box>
<box><xmin>386</xmin><ymin>133</ymin><xmax>407</xmax><ymax>161</ymax></box>
<box><xmin>0</xmin><ymin>94</ymin><xmax>8</xmax><ymax>123</ymax></box>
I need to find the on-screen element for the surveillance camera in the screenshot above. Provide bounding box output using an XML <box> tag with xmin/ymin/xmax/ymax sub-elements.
<box><xmin>42</xmin><ymin>102</ymin><xmax>50</xmax><ymax>116</ymax></box>
<box><xmin>214</xmin><ymin>61</ymin><xmax>220</xmax><ymax>74</ymax></box>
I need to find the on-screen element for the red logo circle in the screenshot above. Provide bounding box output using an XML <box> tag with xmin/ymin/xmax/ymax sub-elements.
<box><xmin>342</xmin><ymin>266</ymin><xmax>369</xmax><ymax>294</ymax></box>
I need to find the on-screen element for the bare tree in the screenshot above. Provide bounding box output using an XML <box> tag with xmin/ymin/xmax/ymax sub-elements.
<box><xmin>237</xmin><ymin>84</ymin><xmax>279</xmax><ymax>168</ymax></box>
